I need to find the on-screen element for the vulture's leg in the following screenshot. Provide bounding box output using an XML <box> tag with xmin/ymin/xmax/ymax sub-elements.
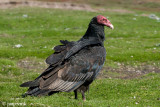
<box><xmin>74</xmin><ymin>90</ymin><xmax>78</xmax><ymax>99</ymax></box>
<box><xmin>81</xmin><ymin>90</ymin><xmax>86</xmax><ymax>101</ymax></box>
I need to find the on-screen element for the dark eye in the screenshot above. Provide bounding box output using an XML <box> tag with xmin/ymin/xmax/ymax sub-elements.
<box><xmin>103</xmin><ymin>19</ymin><xmax>107</xmax><ymax>22</ymax></box>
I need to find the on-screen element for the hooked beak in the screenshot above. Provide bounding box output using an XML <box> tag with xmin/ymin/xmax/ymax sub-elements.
<box><xmin>104</xmin><ymin>22</ymin><xmax>114</xmax><ymax>29</ymax></box>
<box><xmin>109</xmin><ymin>24</ymin><xmax>114</xmax><ymax>29</ymax></box>
<box><xmin>105</xmin><ymin>23</ymin><xmax>114</xmax><ymax>29</ymax></box>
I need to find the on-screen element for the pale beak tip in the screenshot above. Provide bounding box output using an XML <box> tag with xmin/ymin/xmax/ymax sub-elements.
<box><xmin>110</xmin><ymin>24</ymin><xmax>114</xmax><ymax>29</ymax></box>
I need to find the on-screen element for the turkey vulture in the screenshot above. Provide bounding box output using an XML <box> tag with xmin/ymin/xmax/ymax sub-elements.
<box><xmin>20</xmin><ymin>15</ymin><xmax>114</xmax><ymax>101</ymax></box>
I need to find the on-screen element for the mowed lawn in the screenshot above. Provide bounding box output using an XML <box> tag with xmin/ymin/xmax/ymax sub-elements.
<box><xmin>0</xmin><ymin>7</ymin><xmax>160</xmax><ymax>107</ymax></box>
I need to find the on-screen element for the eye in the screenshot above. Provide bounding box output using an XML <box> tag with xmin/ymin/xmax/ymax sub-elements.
<box><xmin>102</xmin><ymin>18</ymin><xmax>107</xmax><ymax>22</ymax></box>
<box><xmin>101</xmin><ymin>19</ymin><xmax>105</xmax><ymax>22</ymax></box>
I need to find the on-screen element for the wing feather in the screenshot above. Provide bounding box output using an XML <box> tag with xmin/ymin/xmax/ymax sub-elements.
<box><xmin>28</xmin><ymin>46</ymin><xmax>106</xmax><ymax>93</ymax></box>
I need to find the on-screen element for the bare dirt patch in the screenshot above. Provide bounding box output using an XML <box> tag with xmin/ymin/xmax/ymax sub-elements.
<box><xmin>17</xmin><ymin>57</ymin><xmax>48</xmax><ymax>73</ymax></box>
<box><xmin>98</xmin><ymin>63</ymin><xmax>160</xmax><ymax>79</ymax></box>
<box><xmin>0</xmin><ymin>0</ymin><xmax>135</xmax><ymax>13</ymax></box>
<box><xmin>0</xmin><ymin>0</ymin><xmax>97</xmax><ymax>12</ymax></box>
<box><xmin>0</xmin><ymin>34</ymin><xmax>10</xmax><ymax>37</ymax></box>
<box><xmin>18</xmin><ymin>57</ymin><xmax>160</xmax><ymax>79</ymax></box>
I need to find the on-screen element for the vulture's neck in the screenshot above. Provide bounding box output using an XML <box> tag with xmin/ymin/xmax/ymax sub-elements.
<box><xmin>82</xmin><ymin>23</ymin><xmax>105</xmax><ymax>42</ymax></box>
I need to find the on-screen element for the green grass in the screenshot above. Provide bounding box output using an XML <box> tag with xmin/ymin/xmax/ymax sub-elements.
<box><xmin>0</xmin><ymin>72</ymin><xmax>160</xmax><ymax>107</ymax></box>
<box><xmin>0</xmin><ymin>6</ymin><xmax>160</xmax><ymax>107</ymax></box>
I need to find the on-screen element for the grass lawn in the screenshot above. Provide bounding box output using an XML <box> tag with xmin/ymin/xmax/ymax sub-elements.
<box><xmin>0</xmin><ymin>6</ymin><xmax>160</xmax><ymax>107</ymax></box>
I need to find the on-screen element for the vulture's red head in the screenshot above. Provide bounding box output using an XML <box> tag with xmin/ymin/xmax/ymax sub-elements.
<box><xmin>96</xmin><ymin>15</ymin><xmax>114</xmax><ymax>29</ymax></box>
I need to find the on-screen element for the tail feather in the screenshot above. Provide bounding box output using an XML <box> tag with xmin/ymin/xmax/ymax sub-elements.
<box><xmin>22</xmin><ymin>87</ymin><xmax>58</xmax><ymax>97</ymax></box>
<box><xmin>20</xmin><ymin>80</ymin><xmax>39</xmax><ymax>87</ymax></box>
<box><xmin>31</xmin><ymin>89</ymin><xmax>52</xmax><ymax>96</ymax></box>
<box><xmin>27</xmin><ymin>87</ymin><xmax>40</xmax><ymax>95</ymax></box>
<box><xmin>21</xmin><ymin>87</ymin><xmax>40</xmax><ymax>97</ymax></box>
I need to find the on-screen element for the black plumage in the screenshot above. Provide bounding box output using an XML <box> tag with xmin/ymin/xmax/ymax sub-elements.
<box><xmin>20</xmin><ymin>15</ymin><xmax>113</xmax><ymax>101</ymax></box>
